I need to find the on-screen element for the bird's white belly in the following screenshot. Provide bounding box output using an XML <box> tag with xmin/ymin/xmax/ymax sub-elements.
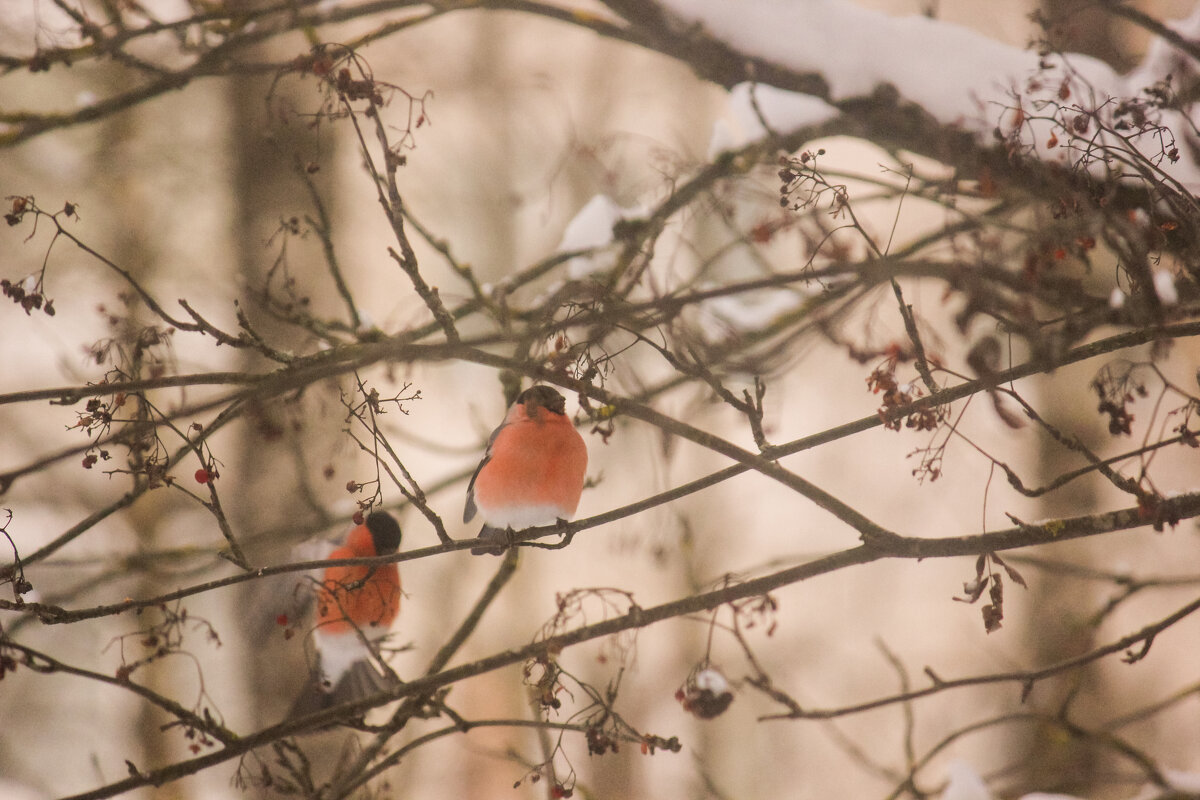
<box><xmin>477</xmin><ymin>502</ymin><xmax>570</xmax><ymax>529</ymax></box>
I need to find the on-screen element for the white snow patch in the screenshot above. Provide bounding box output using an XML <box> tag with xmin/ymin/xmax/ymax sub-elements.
<box><xmin>940</xmin><ymin>760</ymin><xmax>991</xmax><ymax>800</ymax></box>
<box><xmin>557</xmin><ymin>195</ymin><xmax>646</xmax><ymax>279</ymax></box>
<box><xmin>661</xmin><ymin>0</ymin><xmax>1200</xmax><ymax>187</ymax></box>
<box><xmin>708</xmin><ymin>118</ymin><xmax>737</xmax><ymax>157</ymax></box>
<box><xmin>1124</xmin><ymin>7</ymin><xmax>1200</xmax><ymax>94</ymax></box>
<box><xmin>701</xmin><ymin>283</ymin><xmax>804</xmax><ymax>334</ymax></box>
<box><xmin>710</xmin><ymin>82</ymin><xmax>838</xmax><ymax>156</ymax></box>
<box><xmin>660</xmin><ymin>0</ymin><xmax>1066</xmax><ymax>122</ymax></box>
<box><xmin>694</xmin><ymin>668</ymin><xmax>730</xmax><ymax>694</ymax></box>
<box><xmin>1132</xmin><ymin>769</ymin><xmax>1200</xmax><ymax>799</ymax></box>
<box><xmin>1153</xmin><ymin>270</ymin><xmax>1178</xmax><ymax>305</ymax></box>
<box><xmin>355</xmin><ymin>308</ymin><xmax>376</xmax><ymax>334</ymax></box>
<box><xmin>1163</xmin><ymin>769</ymin><xmax>1200</xmax><ymax>793</ymax></box>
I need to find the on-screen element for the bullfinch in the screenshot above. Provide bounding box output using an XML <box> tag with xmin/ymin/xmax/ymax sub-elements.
<box><xmin>290</xmin><ymin>511</ymin><xmax>403</xmax><ymax>717</ymax></box>
<box><xmin>463</xmin><ymin>385</ymin><xmax>588</xmax><ymax>555</ymax></box>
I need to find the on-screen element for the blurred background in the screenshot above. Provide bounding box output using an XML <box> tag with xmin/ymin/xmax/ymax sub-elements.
<box><xmin>2</xmin><ymin>0</ymin><xmax>1200</xmax><ymax>798</ymax></box>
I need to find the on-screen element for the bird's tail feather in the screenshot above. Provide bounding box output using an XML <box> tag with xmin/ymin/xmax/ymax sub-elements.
<box><xmin>287</xmin><ymin>660</ymin><xmax>399</xmax><ymax>721</ymax></box>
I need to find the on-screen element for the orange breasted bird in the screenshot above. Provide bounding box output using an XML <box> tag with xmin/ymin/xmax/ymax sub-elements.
<box><xmin>464</xmin><ymin>385</ymin><xmax>588</xmax><ymax>555</ymax></box>
<box><xmin>290</xmin><ymin>511</ymin><xmax>403</xmax><ymax>717</ymax></box>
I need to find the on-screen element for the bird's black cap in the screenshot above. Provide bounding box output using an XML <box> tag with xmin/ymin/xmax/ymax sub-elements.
<box><xmin>366</xmin><ymin>511</ymin><xmax>402</xmax><ymax>555</ymax></box>
<box><xmin>517</xmin><ymin>385</ymin><xmax>567</xmax><ymax>416</ymax></box>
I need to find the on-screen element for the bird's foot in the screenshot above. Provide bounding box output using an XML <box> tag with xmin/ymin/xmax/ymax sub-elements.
<box><xmin>522</xmin><ymin>518</ymin><xmax>576</xmax><ymax>551</ymax></box>
<box><xmin>469</xmin><ymin>525</ymin><xmax>510</xmax><ymax>556</ymax></box>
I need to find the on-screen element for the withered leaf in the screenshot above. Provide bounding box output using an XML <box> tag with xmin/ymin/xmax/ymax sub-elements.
<box><xmin>982</xmin><ymin>603</ymin><xmax>1003</xmax><ymax>633</ymax></box>
<box><xmin>991</xmin><ymin>553</ymin><xmax>1028</xmax><ymax>589</ymax></box>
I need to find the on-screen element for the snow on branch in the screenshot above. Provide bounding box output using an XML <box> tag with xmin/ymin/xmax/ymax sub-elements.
<box><xmin>656</xmin><ymin>0</ymin><xmax>1200</xmax><ymax>186</ymax></box>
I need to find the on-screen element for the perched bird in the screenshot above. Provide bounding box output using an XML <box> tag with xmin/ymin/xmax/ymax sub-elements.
<box><xmin>290</xmin><ymin>511</ymin><xmax>403</xmax><ymax>717</ymax></box>
<box><xmin>464</xmin><ymin>385</ymin><xmax>588</xmax><ymax>555</ymax></box>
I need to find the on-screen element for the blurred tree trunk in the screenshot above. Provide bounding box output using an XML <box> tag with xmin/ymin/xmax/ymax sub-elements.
<box><xmin>98</xmin><ymin>77</ymin><xmax>182</xmax><ymax>796</ymax></box>
<box><xmin>1018</xmin><ymin>384</ymin><xmax>1110</xmax><ymax>794</ymax></box>
<box><xmin>1007</xmin><ymin>8</ymin><xmax>1134</xmax><ymax>793</ymax></box>
<box><xmin>1041</xmin><ymin>0</ymin><xmax>1131</xmax><ymax>71</ymax></box>
<box><xmin>223</xmin><ymin>6</ymin><xmax>327</xmax><ymax>733</ymax></box>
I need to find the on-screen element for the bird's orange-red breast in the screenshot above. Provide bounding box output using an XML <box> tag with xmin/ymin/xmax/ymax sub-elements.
<box><xmin>292</xmin><ymin>511</ymin><xmax>403</xmax><ymax>715</ymax></box>
<box><xmin>464</xmin><ymin>386</ymin><xmax>588</xmax><ymax>554</ymax></box>
<box><xmin>315</xmin><ymin>514</ymin><xmax>402</xmax><ymax>636</ymax></box>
